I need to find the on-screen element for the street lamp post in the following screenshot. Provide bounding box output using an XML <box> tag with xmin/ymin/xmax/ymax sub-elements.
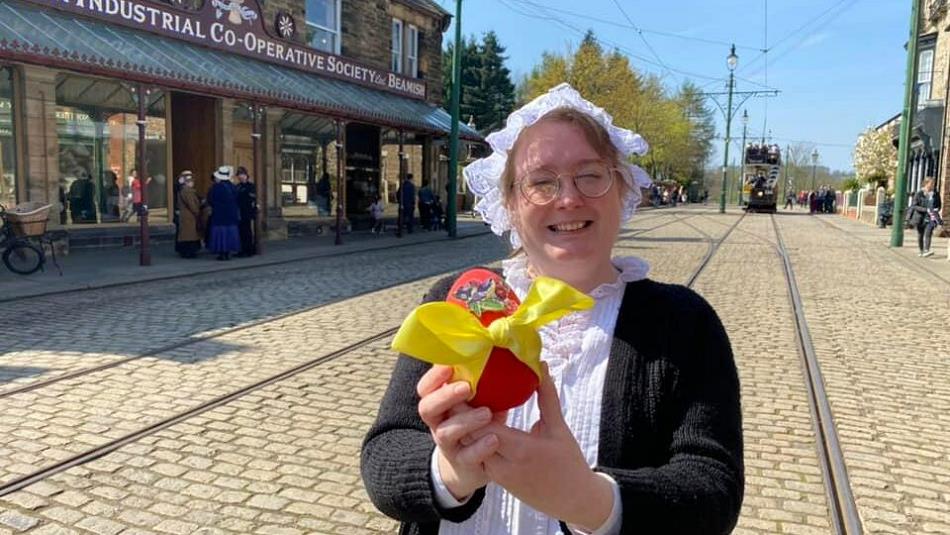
<box><xmin>446</xmin><ymin>0</ymin><xmax>463</xmax><ymax>238</ymax></box>
<box><xmin>719</xmin><ymin>45</ymin><xmax>738</xmax><ymax>214</ymax></box>
<box><xmin>739</xmin><ymin>109</ymin><xmax>748</xmax><ymax>207</ymax></box>
<box><xmin>811</xmin><ymin>148</ymin><xmax>819</xmax><ymax>192</ymax></box>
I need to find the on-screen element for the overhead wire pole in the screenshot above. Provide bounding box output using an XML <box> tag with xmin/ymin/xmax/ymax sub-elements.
<box><xmin>446</xmin><ymin>0</ymin><xmax>462</xmax><ymax>238</ymax></box>
<box><xmin>892</xmin><ymin>0</ymin><xmax>922</xmax><ymax>248</ymax></box>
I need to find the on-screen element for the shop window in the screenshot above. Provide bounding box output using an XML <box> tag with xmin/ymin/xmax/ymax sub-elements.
<box><xmin>279</xmin><ymin>113</ymin><xmax>337</xmax><ymax>217</ymax></box>
<box><xmin>407</xmin><ymin>25</ymin><xmax>419</xmax><ymax>78</ymax></box>
<box><xmin>392</xmin><ymin>18</ymin><xmax>403</xmax><ymax>73</ymax></box>
<box><xmin>55</xmin><ymin>75</ymin><xmax>167</xmax><ymax>226</ymax></box>
<box><xmin>0</xmin><ymin>67</ymin><xmax>17</xmax><ymax>210</ymax></box>
<box><xmin>306</xmin><ymin>0</ymin><xmax>340</xmax><ymax>54</ymax></box>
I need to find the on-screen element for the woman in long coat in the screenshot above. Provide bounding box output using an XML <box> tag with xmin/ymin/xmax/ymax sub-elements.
<box><xmin>207</xmin><ymin>166</ymin><xmax>241</xmax><ymax>261</ymax></box>
<box><xmin>176</xmin><ymin>172</ymin><xmax>202</xmax><ymax>258</ymax></box>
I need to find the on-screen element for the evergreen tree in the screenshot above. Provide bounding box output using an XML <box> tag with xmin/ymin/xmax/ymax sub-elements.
<box><xmin>442</xmin><ymin>36</ymin><xmax>481</xmax><ymax>125</ymax></box>
<box><xmin>443</xmin><ymin>33</ymin><xmax>516</xmax><ymax>134</ymax></box>
<box><xmin>473</xmin><ymin>31</ymin><xmax>516</xmax><ymax>132</ymax></box>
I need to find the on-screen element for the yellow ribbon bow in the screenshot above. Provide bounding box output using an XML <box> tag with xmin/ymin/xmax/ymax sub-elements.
<box><xmin>391</xmin><ymin>276</ymin><xmax>594</xmax><ymax>394</ymax></box>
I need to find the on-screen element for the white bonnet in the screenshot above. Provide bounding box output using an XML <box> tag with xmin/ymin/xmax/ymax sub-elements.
<box><xmin>463</xmin><ymin>83</ymin><xmax>652</xmax><ymax>247</ymax></box>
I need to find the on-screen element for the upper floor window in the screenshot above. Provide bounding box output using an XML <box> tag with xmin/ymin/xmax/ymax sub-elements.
<box><xmin>307</xmin><ymin>0</ymin><xmax>341</xmax><ymax>54</ymax></box>
<box><xmin>917</xmin><ymin>47</ymin><xmax>935</xmax><ymax>106</ymax></box>
<box><xmin>391</xmin><ymin>18</ymin><xmax>421</xmax><ymax>77</ymax></box>
<box><xmin>392</xmin><ymin>19</ymin><xmax>404</xmax><ymax>73</ymax></box>
<box><xmin>407</xmin><ymin>25</ymin><xmax>419</xmax><ymax>78</ymax></box>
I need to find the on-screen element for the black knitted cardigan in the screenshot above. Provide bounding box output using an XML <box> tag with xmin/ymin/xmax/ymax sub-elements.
<box><xmin>361</xmin><ymin>272</ymin><xmax>744</xmax><ymax>535</ymax></box>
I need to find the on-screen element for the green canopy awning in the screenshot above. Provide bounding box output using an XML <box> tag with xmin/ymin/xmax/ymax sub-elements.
<box><xmin>0</xmin><ymin>0</ymin><xmax>481</xmax><ymax>140</ymax></box>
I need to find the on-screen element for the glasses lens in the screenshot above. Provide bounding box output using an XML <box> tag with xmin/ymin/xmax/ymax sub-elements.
<box><xmin>520</xmin><ymin>171</ymin><xmax>559</xmax><ymax>204</ymax></box>
<box><xmin>575</xmin><ymin>166</ymin><xmax>614</xmax><ymax>198</ymax></box>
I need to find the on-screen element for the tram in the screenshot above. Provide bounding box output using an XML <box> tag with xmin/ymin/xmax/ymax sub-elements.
<box><xmin>741</xmin><ymin>143</ymin><xmax>781</xmax><ymax>213</ymax></box>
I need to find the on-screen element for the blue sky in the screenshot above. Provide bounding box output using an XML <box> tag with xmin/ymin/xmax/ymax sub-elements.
<box><xmin>439</xmin><ymin>0</ymin><xmax>910</xmax><ymax>172</ymax></box>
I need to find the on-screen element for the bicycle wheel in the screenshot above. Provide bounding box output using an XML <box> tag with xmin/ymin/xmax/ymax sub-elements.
<box><xmin>3</xmin><ymin>240</ymin><xmax>44</xmax><ymax>275</ymax></box>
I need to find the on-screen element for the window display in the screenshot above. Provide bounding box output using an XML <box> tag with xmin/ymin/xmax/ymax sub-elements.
<box><xmin>0</xmin><ymin>68</ymin><xmax>17</xmax><ymax>210</ymax></box>
<box><xmin>56</xmin><ymin>75</ymin><xmax>167</xmax><ymax>225</ymax></box>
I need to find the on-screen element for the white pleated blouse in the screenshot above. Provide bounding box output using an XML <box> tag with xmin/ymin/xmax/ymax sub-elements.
<box><xmin>434</xmin><ymin>255</ymin><xmax>650</xmax><ymax>535</ymax></box>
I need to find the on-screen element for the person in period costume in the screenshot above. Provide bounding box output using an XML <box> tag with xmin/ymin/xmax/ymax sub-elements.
<box><xmin>361</xmin><ymin>83</ymin><xmax>743</xmax><ymax>535</ymax></box>
<box><xmin>907</xmin><ymin>177</ymin><xmax>942</xmax><ymax>257</ymax></box>
<box><xmin>235</xmin><ymin>166</ymin><xmax>258</xmax><ymax>257</ymax></box>
<box><xmin>175</xmin><ymin>171</ymin><xmax>201</xmax><ymax>258</ymax></box>
<box><xmin>207</xmin><ymin>166</ymin><xmax>241</xmax><ymax>261</ymax></box>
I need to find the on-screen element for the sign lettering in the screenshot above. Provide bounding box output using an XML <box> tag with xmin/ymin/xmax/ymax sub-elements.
<box><xmin>23</xmin><ymin>0</ymin><xmax>428</xmax><ymax>100</ymax></box>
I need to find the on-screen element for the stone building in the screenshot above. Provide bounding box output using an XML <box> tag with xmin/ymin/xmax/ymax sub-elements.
<box><xmin>0</xmin><ymin>0</ymin><xmax>478</xmax><ymax>249</ymax></box>
<box><xmin>899</xmin><ymin>0</ymin><xmax>950</xmax><ymax>218</ymax></box>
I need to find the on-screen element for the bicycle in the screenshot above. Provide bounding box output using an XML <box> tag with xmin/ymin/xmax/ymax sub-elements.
<box><xmin>0</xmin><ymin>203</ymin><xmax>52</xmax><ymax>275</ymax></box>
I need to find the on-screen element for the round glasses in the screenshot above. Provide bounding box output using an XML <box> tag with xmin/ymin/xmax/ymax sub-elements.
<box><xmin>515</xmin><ymin>164</ymin><xmax>618</xmax><ymax>205</ymax></box>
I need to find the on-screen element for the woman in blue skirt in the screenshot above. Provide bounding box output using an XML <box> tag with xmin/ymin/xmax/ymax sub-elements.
<box><xmin>207</xmin><ymin>166</ymin><xmax>241</xmax><ymax>261</ymax></box>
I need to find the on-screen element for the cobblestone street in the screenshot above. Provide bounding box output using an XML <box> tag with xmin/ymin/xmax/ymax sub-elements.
<box><xmin>1</xmin><ymin>207</ymin><xmax>948</xmax><ymax>534</ymax></box>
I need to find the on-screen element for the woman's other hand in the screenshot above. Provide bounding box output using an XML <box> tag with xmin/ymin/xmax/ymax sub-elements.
<box><xmin>417</xmin><ymin>365</ymin><xmax>503</xmax><ymax>500</ymax></box>
<box><xmin>483</xmin><ymin>365</ymin><xmax>614</xmax><ymax>531</ymax></box>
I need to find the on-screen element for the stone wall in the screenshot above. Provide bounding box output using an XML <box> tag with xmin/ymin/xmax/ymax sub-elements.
<box><xmin>341</xmin><ymin>1</ymin><xmax>445</xmax><ymax>105</ymax></box>
<box><xmin>264</xmin><ymin>0</ymin><xmax>308</xmax><ymax>45</ymax></box>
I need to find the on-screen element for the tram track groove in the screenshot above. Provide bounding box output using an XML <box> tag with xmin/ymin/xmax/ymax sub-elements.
<box><xmin>771</xmin><ymin>214</ymin><xmax>863</xmax><ymax>534</ymax></box>
<box><xmin>679</xmin><ymin>212</ymin><xmax>746</xmax><ymax>288</ymax></box>
<box><xmin>0</xmin><ymin>264</ymin><xmax>483</xmax><ymax>399</ymax></box>
<box><xmin>0</xmin><ymin>327</ymin><xmax>399</xmax><ymax>499</ymax></box>
<box><xmin>691</xmin><ymin>212</ymin><xmax>863</xmax><ymax>534</ymax></box>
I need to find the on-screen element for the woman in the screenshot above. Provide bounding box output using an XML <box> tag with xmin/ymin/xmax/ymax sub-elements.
<box><xmin>207</xmin><ymin>166</ymin><xmax>241</xmax><ymax>261</ymax></box>
<box><xmin>176</xmin><ymin>171</ymin><xmax>201</xmax><ymax>258</ymax></box>
<box><xmin>907</xmin><ymin>178</ymin><xmax>941</xmax><ymax>257</ymax></box>
<box><xmin>361</xmin><ymin>84</ymin><xmax>743</xmax><ymax>534</ymax></box>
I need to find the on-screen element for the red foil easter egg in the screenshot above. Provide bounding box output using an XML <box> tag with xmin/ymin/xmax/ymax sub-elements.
<box><xmin>446</xmin><ymin>268</ymin><xmax>539</xmax><ymax>412</ymax></box>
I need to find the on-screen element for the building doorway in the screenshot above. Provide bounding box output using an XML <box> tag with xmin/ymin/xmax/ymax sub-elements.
<box><xmin>171</xmin><ymin>92</ymin><xmax>216</xmax><ymax>196</ymax></box>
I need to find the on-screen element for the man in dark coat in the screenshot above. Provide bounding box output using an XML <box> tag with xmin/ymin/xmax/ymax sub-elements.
<box><xmin>399</xmin><ymin>173</ymin><xmax>417</xmax><ymax>234</ymax></box>
<box><xmin>235</xmin><ymin>166</ymin><xmax>258</xmax><ymax>257</ymax></box>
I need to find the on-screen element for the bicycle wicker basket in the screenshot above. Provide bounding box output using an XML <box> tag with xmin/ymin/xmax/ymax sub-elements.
<box><xmin>5</xmin><ymin>202</ymin><xmax>51</xmax><ymax>237</ymax></box>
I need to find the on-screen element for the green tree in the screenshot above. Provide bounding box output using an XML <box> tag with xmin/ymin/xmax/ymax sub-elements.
<box><xmin>472</xmin><ymin>32</ymin><xmax>516</xmax><ymax>132</ymax></box>
<box><xmin>443</xmin><ymin>33</ymin><xmax>516</xmax><ymax>134</ymax></box>
<box><xmin>677</xmin><ymin>81</ymin><xmax>716</xmax><ymax>181</ymax></box>
<box><xmin>517</xmin><ymin>30</ymin><xmax>716</xmax><ymax>185</ymax></box>
<box><xmin>442</xmin><ymin>36</ymin><xmax>481</xmax><ymax>125</ymax></box>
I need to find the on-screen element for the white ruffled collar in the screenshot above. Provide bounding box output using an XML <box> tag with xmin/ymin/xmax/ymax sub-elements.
<box><xmin>502</xmin><ymin>255</ymin><xmax>650</xmax><ymax>300</ymax></box>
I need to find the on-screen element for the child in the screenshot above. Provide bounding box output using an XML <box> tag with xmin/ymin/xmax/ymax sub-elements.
<box><xmin>369</xmin><ymin>195</ymin><xmax>385</xmax><ymax>235</ymax></box>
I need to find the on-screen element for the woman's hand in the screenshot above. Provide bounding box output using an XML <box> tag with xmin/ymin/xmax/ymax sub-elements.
<box><xmin>417</xmin><ymin>365</ymin><xmax>504</xmax><ymax>501</ymax></box>
<box><xmin>480</xmin><ymin>365</ymin><xmax>615</xmax><ymax>531</ymax></box>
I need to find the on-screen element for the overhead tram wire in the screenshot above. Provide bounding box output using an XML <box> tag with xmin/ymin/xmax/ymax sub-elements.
<box><xmin>495</xmin><ymin>0</ymin><xmax>730</xmax><ymax>84</ymax></box>
<box><xmin>738</xmin><ymin>0</ymin><xmax>860</xmax><ymax>77</ymax></box>
<box><xmin>505</xmin><ymin>0</ymin><xmax>763</xmax><ymax>52</ymax></box>
<box><xmin>497</xmin><ymin>0</ymin><xmax>693</xmax><ymax>82</ymax></box>
<box><xmin>609</xmin><ymin>0</ymin><xmax>674</xmax><ymax>80</ymax></box>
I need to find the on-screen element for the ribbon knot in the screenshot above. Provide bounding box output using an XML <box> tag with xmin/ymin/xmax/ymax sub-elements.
<box><xmin>487</xmin><ymin>318</ymin><xmax>512</xmax><ymax>347</ymax></box>
<box><xmin>391</xmin><ymin>277</ymin><xmax>594</xmax><ymax>396</ymax></box>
